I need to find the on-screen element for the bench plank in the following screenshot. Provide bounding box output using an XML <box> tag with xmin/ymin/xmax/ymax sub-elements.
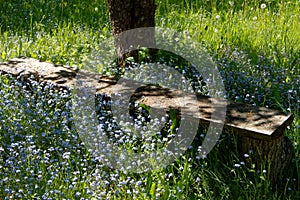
<box><xmin>1</xmin><ymin>57</ymin><xmax>294</xmax><ymax>186</ymax></box>
<box><xmin>0</xmin><ymin>57</ymin><xmax>294</xmax><ymax>141</ymax></box>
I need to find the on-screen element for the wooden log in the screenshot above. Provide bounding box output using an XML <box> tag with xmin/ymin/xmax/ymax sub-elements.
<box><xmin>238</xmin><ymin>135</ymin><xmax>293</xmax><ymax>186</ymax></box>
<box><xmin>0</xmin><ymin>57</ymin><xmax>294</xmax><ymax>186</ymax></box>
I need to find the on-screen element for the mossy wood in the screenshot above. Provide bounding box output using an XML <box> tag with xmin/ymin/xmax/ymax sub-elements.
<box><xmin>0</xmin><ymin>57</ymin><xmax>294</xmax><ymax>185</ymax></box>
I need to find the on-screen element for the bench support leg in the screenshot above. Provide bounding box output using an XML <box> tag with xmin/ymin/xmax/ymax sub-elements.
<box><xmin>238</xmin><ymin>135</ymin><xmax>292</xmax><ymax>187</ymax></box>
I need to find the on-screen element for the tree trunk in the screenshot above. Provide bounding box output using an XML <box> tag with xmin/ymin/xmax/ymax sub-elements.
<box><xmin>106</xmin><ymin>0</ymin><xmax>156</xmax><ymax>68</ymax></box>
<box><xmin>238</xmin><ymin>135</ymin><xmax>293</xmax><ymax>187</ymax></box>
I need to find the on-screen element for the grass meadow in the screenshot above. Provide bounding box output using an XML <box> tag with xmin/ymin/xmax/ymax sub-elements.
<box><xmin>0</xmin><ymin>0</ymin><xmax>299</xmax><ymax>199</ymax></box>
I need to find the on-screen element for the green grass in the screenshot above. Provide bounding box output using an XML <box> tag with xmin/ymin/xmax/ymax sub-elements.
<box><xmin>0</xmin><ymin>0</ymin><xmax>299</xmax><ymax>199</ymax></box>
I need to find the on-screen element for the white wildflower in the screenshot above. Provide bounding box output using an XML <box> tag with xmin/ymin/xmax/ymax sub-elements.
<box><xmin>260</xmin><ymin>3</ymin><xmax>267</xmax><ymax>9</ymax></box>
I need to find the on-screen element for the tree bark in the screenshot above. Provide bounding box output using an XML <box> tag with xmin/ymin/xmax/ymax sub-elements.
<box><xmin>238</xmin><ymin>135</ymin><xmax>293</xmax><ymax>187</ymax></box>
<box><xmin>106</xmin><ymin>0</ymin><xmax>156</xmax><ymax>68</ymax></box>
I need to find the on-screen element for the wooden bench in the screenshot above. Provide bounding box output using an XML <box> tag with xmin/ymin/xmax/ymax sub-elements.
<box><xmin>0</xmin><ymin>57</ymin><xmax>294</xmax><ymax>185</ymax></box>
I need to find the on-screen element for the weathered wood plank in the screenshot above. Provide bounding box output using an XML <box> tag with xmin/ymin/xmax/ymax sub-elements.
<box><xmin>0</xmin><ymin>57</ymin><xmax>294</xmax><ymax>141</ymax></box>
<box><xmin>1</xmin><ymin>57</ymin><xmax>294</xmax><ymax>186</ymax></box>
